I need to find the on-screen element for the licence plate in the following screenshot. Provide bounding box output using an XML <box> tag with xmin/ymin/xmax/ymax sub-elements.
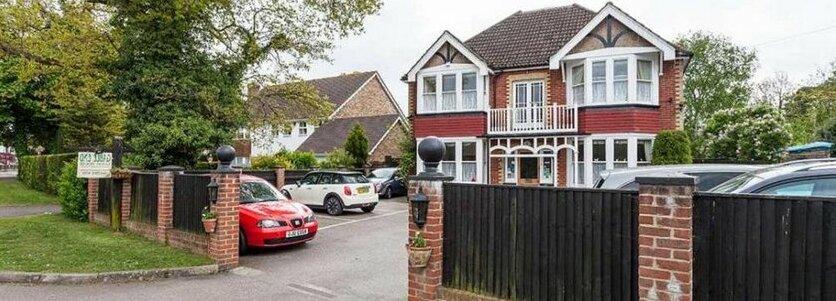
<box><xmin>357</xmin><ymin>186</ymin><xmax>369</xmax><ymax>194</ymax></box>
<box><xmin>286</xmin><ymin>228</ymin><xmax>309</xmax><ymax>238</ymax></box>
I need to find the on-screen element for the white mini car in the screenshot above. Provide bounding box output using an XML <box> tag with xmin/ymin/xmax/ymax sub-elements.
<box><xmin>280</xmin><ymin>171</ymin><xmax>378</xmax><ymax>215</ymax></box>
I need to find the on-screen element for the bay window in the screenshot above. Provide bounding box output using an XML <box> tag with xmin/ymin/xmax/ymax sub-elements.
<box><xmin>461</xmin><ymin>142</ymin><xmax>477</xmax><ymax>182</ymax></box>
<box><xmin>614</xmin><ymin>139</ymin><xmax>628</xmax><ymax>169</ymax></box>
<box><xmin>567</xmin><ymin>54</ymin><xmax>658</xmax><ymax>105</ymax></box>
<box><xmin>576</xmin><ymin>140</ymin><xmax>585</xmax><ymax>185</ymax></box>
<box><xmin>592</xmin><ymin>140</ymin><xmax>606</xmax><ymax>183</ymax></box>
<box><xmin>575</xmin><ymin>135</ymin><xmax>656</xmax><ymax>186</ymax></box>
<box><xmin>637</xmin><ymin>139</ymin><xmax>653</xmax><ymax>166</ymax></box>
<box><xmin>442</xmin><ymin>142</ymin><xmax>456</xmax><ymax>177</ymax></box>
<box><xmin>416</xmin><ymin>66</ymin><xmax>484</xmax><ymax>114</ymax></box>
<box><xmin>418</xmin><ymin>138</ymin><xmax>484</xmax><ymax>183</ymax></box>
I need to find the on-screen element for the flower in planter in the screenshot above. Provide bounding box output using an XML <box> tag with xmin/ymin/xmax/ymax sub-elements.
<box><xmin>409</xmin><ymin>231</ymin><xmax>427</xmax><ymax>248</ymax></box>
<box><xmin>407</xmin><ymin>232</ymin><xmax>432</xmax><ymax>268</ymax></box>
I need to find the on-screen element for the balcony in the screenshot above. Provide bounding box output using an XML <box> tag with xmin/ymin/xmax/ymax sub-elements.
<box><xmin>487</xmin><ymin>104</ymin><xmax>578</xmax><ymax>135</ymax></box>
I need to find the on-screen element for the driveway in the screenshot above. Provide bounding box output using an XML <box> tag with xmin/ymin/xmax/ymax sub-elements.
<box><xmin>0</xmin><ymin>197</ymin><xmax>409</xmax><ymax>301</ymax></box>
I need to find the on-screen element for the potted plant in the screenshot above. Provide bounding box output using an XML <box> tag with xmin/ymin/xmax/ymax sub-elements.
<box><xmin>201</xmin><ymin>206</ymin><xmax>217</xmax><ymax>233</ymax></box>
<box><xmin>110</xmin><ymin>167</ymin><xmax>133</xmax><ymax>180</ymax></box>
<box><xmin>406</xmin><ymin>232</ymin><xmax>432</xmax><ymax>268</ymax></box>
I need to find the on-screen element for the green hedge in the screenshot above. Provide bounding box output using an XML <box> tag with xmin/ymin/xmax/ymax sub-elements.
<box><xmin>17</xmin><ymin>153</ymin><xmax>77</xmax><ymax>195</ymax></box>
<box><xmin>651</xmin><ymin>130</ymin><xmax>693</xmax><ymax>165</ymax></box>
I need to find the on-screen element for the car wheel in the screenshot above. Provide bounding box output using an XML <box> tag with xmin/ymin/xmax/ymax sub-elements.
<box><xmin>239</xmin><ymin>229</ymin><xmax>249</xmax><ymax>255</ymax></box>
<box><xmin>384</xmin><ymin>187</ymin><xmax>393</xmax><ymax>199</ymax></box>
<box><xmin>361</xmin><ymin>204</ymin><xmax>377</xmax><ymax>213</ymax></box>
<box><xmin>324</xmin><ymin>196</ymin><xmax>344</xmax><ymax>216</ymax></box>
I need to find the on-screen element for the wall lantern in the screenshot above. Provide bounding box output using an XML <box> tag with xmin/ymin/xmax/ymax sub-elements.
<box><xmin>410</xmin><ymin>186</ymin><xmax>429</xmax><ymax>228</ymax></box>
<box><xmin>207</xmin><ymin>178</ymin><xmax>219</xmax><ymax>205</ymax></box>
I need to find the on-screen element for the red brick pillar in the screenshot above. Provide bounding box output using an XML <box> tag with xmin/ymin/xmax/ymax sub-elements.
<box><xmin>209</xmin><ymin>171</ymin><xmax>240</xmax><ymax>270</ymax></box>
<box><xmin>121</xmin><ymin>176</ymin><xmax>132</xmax><ymax>222</ymax></box>
<box><xmin>636</xmin><ymin>177</ymin><xmax>696</xmax><ymax>301</ymax></box>
<box><xmin>275</xmin><ymin>168</ymin><xmax>285</xmax><ymax>188</ymax></box>
<box><xmin>87</xmin><ymin>178</ymin><xmax>99</xmax><ymax>222</ymax></box>
<box><xmin>408</xmin><ymin>178</ymin><xmax>449</xmax><ymax>301</ymax></box>
<box><xmin>157</xmin><ymin>166</ymin><xmax>183</xmax><ymax>242</ymax></box>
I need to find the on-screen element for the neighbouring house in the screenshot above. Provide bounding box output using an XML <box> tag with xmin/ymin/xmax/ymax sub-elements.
<box><xmin>787</xmin><ymin>141</ymin><xmax>833</xmax><ymax>160</ymax></box>
<box><xmin>242</xmin><ymin>71</ymin><xmax>409</xmax><ymax>167</ymax></box>
<box><xmin>403</xmin><ymin>3</ymin><xmax>691</xmax><ymax>187</ymax></box>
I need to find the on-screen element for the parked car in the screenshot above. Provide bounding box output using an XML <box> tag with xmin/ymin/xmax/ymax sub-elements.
<box><xmin>367</xmin><ymin>167</ymin><xmax>406</xmax><ymax>199</ymax></box>
<box><xmin>280</xmin><ymin>171</ymin><xmax>378</xmax><ymax>215</ymax></box>
<box><xmin>594</xmin><ymin>164</ymin><xmax>762</xmax><ymax>191</ymax></box>
<box><xmin>239</xmin><ymin>175</ymin><xmax>318</xmax><ymax>253</ymax></box>
<box><xmin>710</xmin><ymin>159</ymin><xmax>836</xmax><ymax>197</ymax></box>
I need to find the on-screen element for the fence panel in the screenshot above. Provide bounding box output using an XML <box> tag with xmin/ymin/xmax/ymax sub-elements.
<box><xmin>442</xmin><ymin>183</ymin><xmax>638</xmax><ymax>301</ymax></box>
<box><xmin>130</xmin><ymin>172</ymin><xmax>159</xmax><ymax>223</ymax></box>
<box><xmin>173</xmin><ymin>174</ymin><xmax>211</xmax><ymax>233</ymax></box>
<box><xmin>242</xmin><ymin>170</ymin><xmax>277</xmax><ymax>186</ymax></box>
<box><xmin>693</xmin><ymin>192</ymin><xmax>836</xmax><ymax>300</ymax></box>
<box><xmin>97</xmin><ymin>178</ymin><xmax>114</xmax><ymax>214</ymax></box>
<box><xmin>284</xmin><ymin>169</ymin><xmax>311</xmax><ymax>185</ymax></box>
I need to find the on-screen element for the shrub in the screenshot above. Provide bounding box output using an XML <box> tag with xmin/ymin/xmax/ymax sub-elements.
<box><xmin>319</xmin><ymin>148</ymin><xmax>355</xmax><ymax>169</ymax></box>
<box><xmin>251</xmin><ymin>154</ymin><xmax>294</xmax><ymax>169</ymax></box>
<box><xmin>701</xmin><ymin>104</ymin><xmax>792</xmax><ymax>163</ymax></box>
<box><xmin>652</xmin><ymin>130</ymin><xmax>693</xmax><ymax>165</ymax></box>
<box><xmin>193</xmin><ymin>161</ymin><xmax>219</xmax><ymax>170</ymax></box>
<box><xmin>17</xmin><ymin>153</ymin><xmax>76</xmax><ymax>195</ymax></box>
<box><xmin>280</xmin><ymin>149</ymin><xmax>318</xmax><ymax>169</ymax></box>
<box><xmin>344</xmin><ymin>124</ymin><xmax>369</xmax><ymax>168</ymax></box>
<box><xmin>818</xmin><ymin>118</ymin><xmax>836</xmax><ymax>157</ymax></box>
<box><xmin>397</xmin><ymin>129</ymin><xmax>416</xmax><ymax>180</ymax></box>
<box><xmin>57</xmin><ymin>160</ymin><xmax>88</xmax><ymax>221</ymax></box>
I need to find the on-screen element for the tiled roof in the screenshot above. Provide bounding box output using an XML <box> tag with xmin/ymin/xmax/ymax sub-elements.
<box><xmin>464</xmin><ymin>4</ymin><xmax>596</xmax><ymax>69</ymax></box>
<box><xmin>249</xmin><ymin>71</ymin><xmax>377</xmax><ymax>120</ymax></box>
<box><xmin>297</xmin><ymin>114</ymin><xmax>400</xmax><ymax>154</ymax></box>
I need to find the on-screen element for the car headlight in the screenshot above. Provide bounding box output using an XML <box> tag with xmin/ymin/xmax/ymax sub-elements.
<box><xmin>304</xmin><ymin>214</ymin><xmax>316</xmax><ymax>223</ymax></box>
<box><xmin>257</xmin><ymin>219</ymin><xmax>288</xmax><ymax>228</ymax></box>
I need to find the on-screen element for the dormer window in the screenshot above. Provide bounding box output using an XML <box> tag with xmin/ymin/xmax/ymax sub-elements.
<box><xmin>567</xmin><ymin>54</ymin><xmax>659</xmax><ymax>106</ymax></box>
<box><xmin>416</xmin><ymin>65</ymin><xmax>485</xmax><ymax>114</ymax></box>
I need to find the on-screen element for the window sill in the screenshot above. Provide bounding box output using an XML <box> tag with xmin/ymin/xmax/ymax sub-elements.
<box><xmin>574</xmin><ymin>102</ymin><xmax>659</xmax><ymax>109</ymax></box>
<box><xmin>415</xmin><ymin>110</ymin><xmax>487</xmax><ymax>116</ymax></box>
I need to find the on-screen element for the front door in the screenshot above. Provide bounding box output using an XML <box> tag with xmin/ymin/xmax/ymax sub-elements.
<box><xmin>513</xmin><ymin>81</ymin><xmax>544</xmax><ymax>130</ymax></box>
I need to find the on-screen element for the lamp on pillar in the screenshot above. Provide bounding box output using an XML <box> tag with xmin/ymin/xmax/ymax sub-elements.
<box><xmin>215</xmin><ymin>145</ymin><xmax>236</xmax><ymax>172</ymax></box>
<box><xmin>207</xmin><ymin>178</ymin><xmax>219</xmax><ymax>204</ymax></box>
<box><xmin>411</xmin><ymin>186</ymin><xmax>428</xmax><ymax>228</ymax></box>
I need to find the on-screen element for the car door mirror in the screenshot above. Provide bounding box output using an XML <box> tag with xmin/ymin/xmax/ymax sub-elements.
<box><xmin>296</xmin><ymin>180</ymin><xmax>302</xmax><ymax>187</ymax></box>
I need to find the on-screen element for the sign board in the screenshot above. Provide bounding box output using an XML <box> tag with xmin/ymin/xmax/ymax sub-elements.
<box><xmin>77</xmin><ymin>152</ymin><xmax>113</xmax><ymax>178</ymax></box>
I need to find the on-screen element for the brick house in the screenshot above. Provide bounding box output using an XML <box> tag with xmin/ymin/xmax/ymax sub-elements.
<box><xmin>403</xmin><ymin>3</ymin><xmax>691</xmax><ymax>187</ymax></box>
<box><xmin>244</xmin><ymin>71</ymin><xmax>408</xmax><ymax>167</ymax></box>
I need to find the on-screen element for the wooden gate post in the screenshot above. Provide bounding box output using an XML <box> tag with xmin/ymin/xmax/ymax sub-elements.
<box><xmin>208</xmin><ymin>145</ymin><xmax>240</xmax><ymax>270</ymax></box>
<box><xmin>408</xmin><ymin>137</ymin><xmax>453</xmax><ymax>301</ymax></box>
<box><xmin>636</xmin><ymin>177</ymin><xmax>696</xmax><ymax>301</ymax></box>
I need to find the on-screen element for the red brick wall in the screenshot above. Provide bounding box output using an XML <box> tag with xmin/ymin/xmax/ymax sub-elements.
<box><xmin>658</xmin><ymin>60</ymin><xmax>685</xmax><ymax>130</ymax></box>
<box><xmin>413</xmin><ymin>113</ymin><xmax>486</xmax><ymax>138</ymax></box>
<box><xmin>408</xmin><ymin>82</ymin><xmax>417</xmax><ymax>119</ymax></box>
<box><xmin>124</xmin><ymin>220</ymin><xmax>158</xmax><ymax>241</ymax></box>
<box><xmin>87</xmin><ymin>179</ymin><xmax>98</xmax><ymax>222</ymax></box>
<box><xmin>408</xmin><ymin>180</ymin><xmax>445</xmax><ymax>300</ymax></box>
<box><xmin>121</xmin><ymin>178</ymin><xmax>131</xmax><ymax>222</ymax></box>
<box><xmin>579</xmin><ymin>107</ymin><xmax>661</xmax><ymax>134</ymax></box>
<box><xmin>169</xmin><ymin>229</ymin><xmax>210</xmax><ymax>255</ymax></box>
<box><xmin>209</xmin><ymin>172</ymin><xmax>241</xmax><ymax>270</ymax></box>
<box><xmin>157</xmin><ymin>171</ymin><xmax>176</xmax><ymax>242</ymax></box>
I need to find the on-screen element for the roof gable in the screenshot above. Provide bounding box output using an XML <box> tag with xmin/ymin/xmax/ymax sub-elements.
<box><xmin>464</xmin><ymin>4</ymin><xmax>596</xmax><ymax>70</ymax></box>
<box><xmin>549</xmin><ymin>3</ymin><xmax>679</xmax><ymax>69</ymax></box>
<box><xmin>405</xmin><ymin>31</ymin><xmax>491</xmax><ymax>82</ymax></box>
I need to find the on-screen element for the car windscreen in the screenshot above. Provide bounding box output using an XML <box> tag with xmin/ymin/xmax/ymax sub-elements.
<box><xmin>240</xmin><ymin>182</ymin><xmax>286</xmax><ymax>203</ymax></box>
<box><xmin>686</xmin><ymin>172</ymin><xmax>745</xmax><ymax>191</ymax></box>
<box><xmin>342</xmin><ymin>174</ymin><xmax>370</xmax><ymax>184</ymax></box>
<box><xmin>369</xmin><ymin>169</ymin><xmax>395</xmax><ymax>179</ymax></box>
<box><xmin>709</xmin><ymin>173</ymin><xmax>762</xmax><ymax>193</ymax></box>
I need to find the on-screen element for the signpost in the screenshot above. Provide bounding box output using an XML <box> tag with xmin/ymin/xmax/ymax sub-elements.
<box><xmin>77</xmin><ymin>152</ymin><xmax>113</xmax><ymax>178</ymax></box>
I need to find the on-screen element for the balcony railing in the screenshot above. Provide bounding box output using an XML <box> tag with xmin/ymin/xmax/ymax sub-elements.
<box><xmin>488</xmin><ymin>104</ymin><xmax>578</xmax><ymax>135</ymax></box>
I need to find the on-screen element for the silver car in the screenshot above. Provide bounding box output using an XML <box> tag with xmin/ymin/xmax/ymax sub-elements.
<box><xmin>594</xmin><ymin>164</ymin><xmax>763</xmax><ymax>191</ymax></box>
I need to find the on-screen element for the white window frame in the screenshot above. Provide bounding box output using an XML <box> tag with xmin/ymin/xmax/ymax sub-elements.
<box><xmin>297</xmin><ymin>121</ymin><xmax>308</xmax><ymax>137</ymax></box>
<box><xmin>566</xmin><ymin>53</ymin><xmax>659</xmax><ymax>106</ymax></box>
<box><xmin>415</xmin><ymin>137</ymin><xmax>484</xmax><ymax>183</ymax></box>
<box><xmin>575</xmin><ymin>133</ymin><xmax>657</xmax><ymax>186</ymax></box>
<box><xmin>416</xmin><ymin>64</ymin><xmax>486</xmax><ymax>114</ymax></box>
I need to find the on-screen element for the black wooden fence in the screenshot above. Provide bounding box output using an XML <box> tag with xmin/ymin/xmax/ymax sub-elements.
<box><xmin>693</xmin><ymin>192</ymin><xmax>836</xmax><ymax>300</ymax></box>
<box><xmin>97</xmin><ymin>178</ymin><xmax>114</xmax><ymax>214</ymax></box>
<box><xmin>243</xmin><ymin>170</ymin><xmax>277</xmax><ymax>185</ymax></box>
<box><xmin>173</xmin><ymin>174</ymin><xmax>211</xmax><ymax>233</ymax></box>
<box><xmin>442</xmin><ymin>183</ymin><xmax>639</xmax><ymax>301</ymax></box>
<box><xmin>130</xmin><ymin>172</ymin><xmax>159</xmax><ymax>224</ymax></box>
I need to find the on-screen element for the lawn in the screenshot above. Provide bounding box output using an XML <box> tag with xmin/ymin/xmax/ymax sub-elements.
<box><xmin>0</xmin><ymin>214</ymin><xmax>213</xmax><ymax>273</ymax></box>
<box><xmin>0</xmin><ymin>180</ymin><xmax>58</xmax><ymax>207</ymax></box>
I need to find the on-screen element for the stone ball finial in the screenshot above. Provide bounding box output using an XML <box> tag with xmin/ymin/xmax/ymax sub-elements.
<box><xmin>216</xmin><ymin>145</ymin><xmax>236</xmax><ymax>172</ymax></box>
<box><xmin>417</xmin><ymin>136</ymin><xmax>445</xmax><ymax>173</ymax></box>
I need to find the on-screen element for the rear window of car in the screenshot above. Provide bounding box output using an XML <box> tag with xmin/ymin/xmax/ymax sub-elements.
<box><xmin>342</xmin><ymin>174</ymin><xmax>370</xmax><ymax>184</ymax></box>
<box><xmin>685</xmin><ymin>172</ymin><xmax>745</xmax><ymax>191</ymax></box>
<box><xmin>710</xmin><ymin>173</ymin><xmax>761</xmax><ymax>193</ymax></box>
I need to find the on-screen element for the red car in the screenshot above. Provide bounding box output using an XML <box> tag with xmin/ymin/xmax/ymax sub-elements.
<box><xmin>239</xmin><ymin>175</ymin><xmax>318</xmax><ymax>253</ymax></box>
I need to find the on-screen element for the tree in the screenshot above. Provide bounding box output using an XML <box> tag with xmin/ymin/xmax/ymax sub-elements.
<box><xmin>344</xmin><ymin>124</ymin><xmax>369</xmax><ymax>168</ymax></box>
<box><xmin>701</xmin><ymin>104</ymin><xmax>792</xmax><ymax>163</ymax></box>
<box><xmin>319</xmin><ymin>148</ymin><xmax>355</xmax><ymax>169</ymax></box>
<box><xmin>753</xmin><ymin>71</ymin><xmax>796</xmax><ymax>111</ymax></box>
<box><xmin>651</xmin><ymin>130</ymin><xmax>693</xmax><ymax>165</ymax></box>
<box><xmin>784</xmin><ymin>61</ymin><xmax>836</xmax><ymax>144</ymax></box>
<box><xmin>0</xmin><ymin>1</ymin><xmax>124</xmax><ymax>153</ymax></box>
<box><xmin>397</xmin><ymin>128</ymin><xmax>416</xmax><ymax>180</ymax></box>
<box><xmin>675</xmin><ymin>31</ymin><xmax>758</xmax><ymax>156</ymax></box>
<box><xmin>106</xmin><ymin>0</ymin><xmax>380</xmax><ymax>168</ymax></box>
<box><xmin>818</xmin><ymin>118</ymin><xmax>836</xmax><ymax>157</ymax></box>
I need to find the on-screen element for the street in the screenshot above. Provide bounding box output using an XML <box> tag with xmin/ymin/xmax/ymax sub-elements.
<box><xmin>0</xmin><ymin>198</ymin><xmax>409</xmax><ymax>301</ymax></box>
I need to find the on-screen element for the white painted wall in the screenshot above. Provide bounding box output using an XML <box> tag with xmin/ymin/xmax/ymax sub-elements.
<box><xmin>250</xmin><ymin>121</ymin><xmax>318</xmax><ymax>156</ymax></box>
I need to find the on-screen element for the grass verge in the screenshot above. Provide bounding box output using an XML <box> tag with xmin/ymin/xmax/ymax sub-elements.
<box><xmin>0</xmin><ymin>180</ymin><xmax>58</xmax><ymax>207</ymax></box>
<box><xmin>0</xmin><ymin>214</ymin><xmax>213</xmax><ymax>273</ymax></box>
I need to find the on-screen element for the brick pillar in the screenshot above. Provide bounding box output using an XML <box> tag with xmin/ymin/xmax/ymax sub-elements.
<box><xmin>636</xmin><ymin>177</ymin><xmax>696</xmax><ymax>301</ymax></box>
<box><xmin>157</xmin><ymin>166</ymin><xmax>182</xmax><ymax>242</ymax></box>
<box><xmin>408</xmin><ymin>174</ymin><xmax>453</xmax><ymax>301</ymax></box>
<box><xmin>275</xmin><ymin>168</ymin><xmax>285</xmax><ymax>188</ymax></box>
<box><xmin>87</xmin><ymin>178</ymin><xmax>99</xmax><ymax>222</ymax></box>
<box><xmin>121</xmin><ymin>176</ymin><xmax>132</xmax><ymax>222</ymax></box>
<box><xmin>209</xmin><ymin>171</ymin><xmax>240</xmax><ymax>270</ymax></box>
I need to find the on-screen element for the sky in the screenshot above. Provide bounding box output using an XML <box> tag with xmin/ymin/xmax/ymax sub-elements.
<box><xmin>301</xmin><ymin>0</ymin><xmax>836</xmax><ymax>111</ymax></box>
